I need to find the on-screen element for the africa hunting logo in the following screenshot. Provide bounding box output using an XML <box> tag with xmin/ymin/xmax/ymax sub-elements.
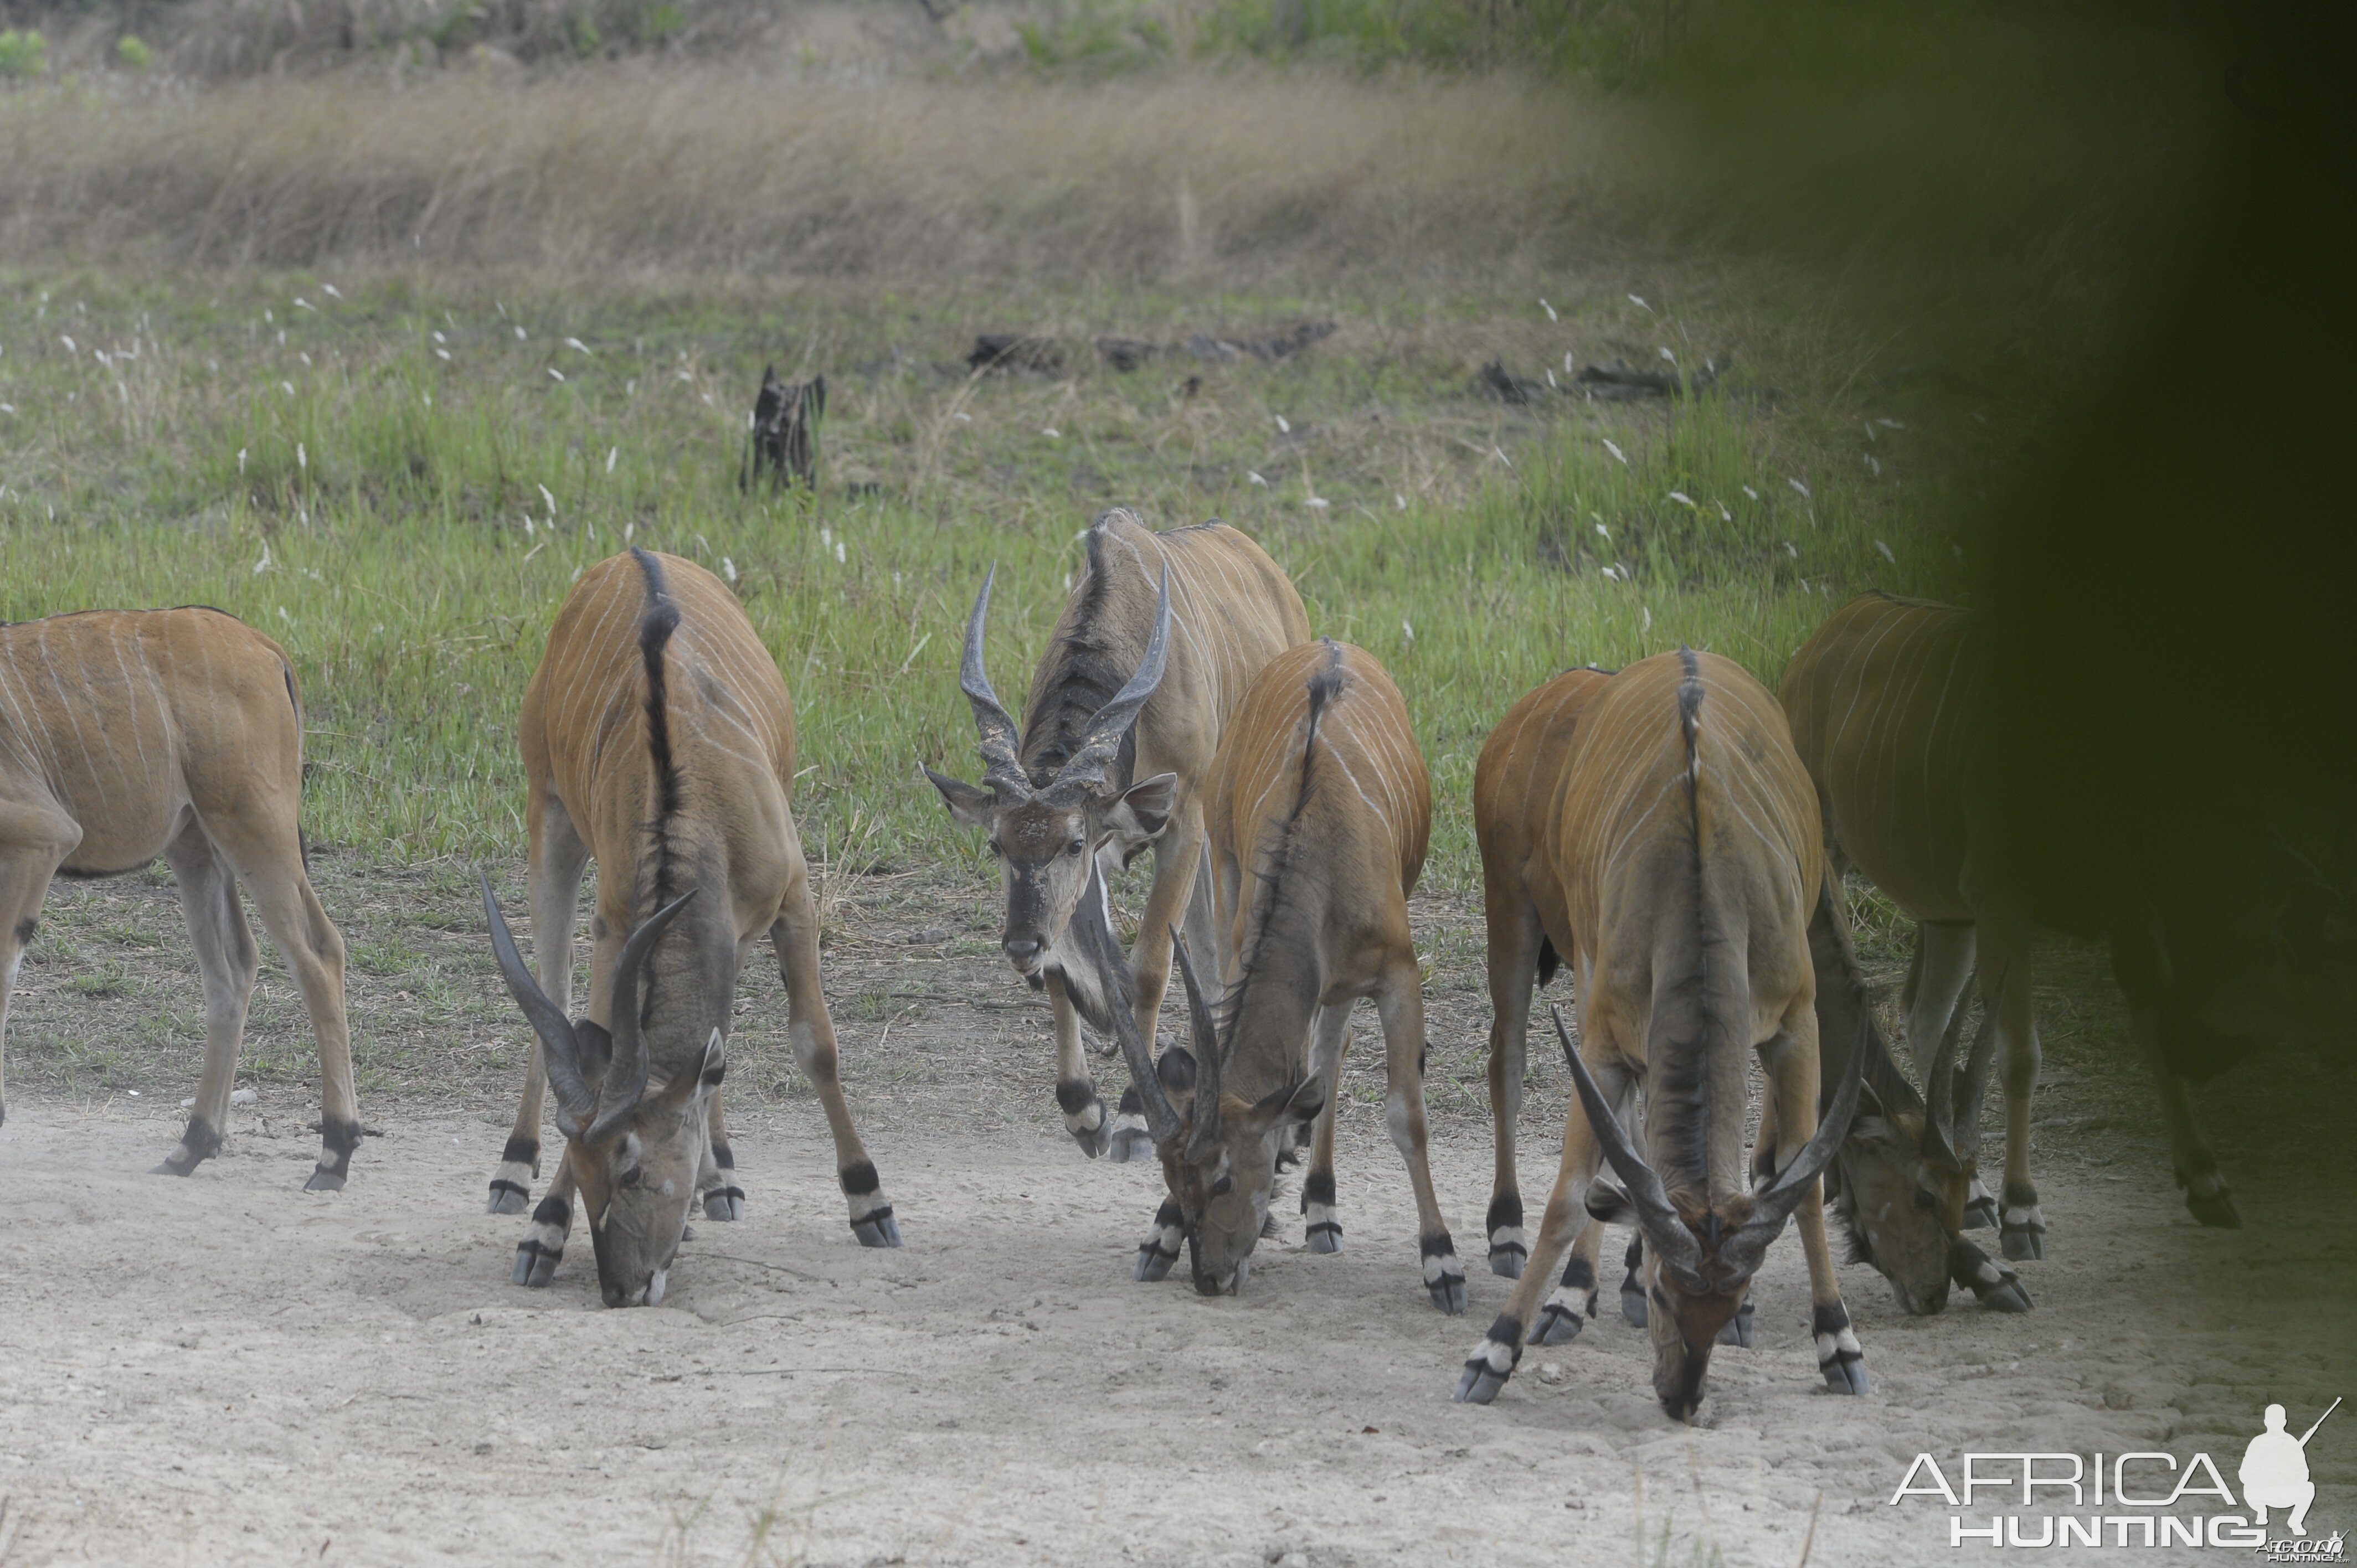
<box><xmin>1890</xmin><ymin>1399</ymin><xmax>2340</xmax><ymax>1554</ymax></box>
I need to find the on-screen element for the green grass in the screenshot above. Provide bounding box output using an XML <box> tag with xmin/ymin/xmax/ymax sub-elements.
<box><xmin>0</xmin><ymin>271</ymin><xmax>1959</xmax><ymax>894</ymax></box>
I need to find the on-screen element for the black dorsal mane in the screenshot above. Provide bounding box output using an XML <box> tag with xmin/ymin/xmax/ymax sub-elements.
<box><xmin>1653</xmin><ymin>646</ymin><xmax>1713</xmax><ymax>1184</ymax></box>
<box><xmin>1218</xmin><ymin>639</ymin><xmax>1348</xmax><ymax>1045</ymax></box>
<box><xmin>1019</xmin><ymin>517</ymin><xmax>1147</xmax><ymax>791</ymax></box>
<box><xmin>631</xmin><ymin>548</ymin><xmax>685</xmax><ymax>914</ymax></box>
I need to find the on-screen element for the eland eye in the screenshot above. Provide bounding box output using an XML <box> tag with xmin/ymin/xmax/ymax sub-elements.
<box><xmin>1209</xmin><ymin>1174</ymin><xmax>1234</xmax><ymax>1198</ymax></box>
<box><xmin>617</xmin><ymin>1165</ymin><xmax>644</xmax><ymax>1189</ymax></box>
<box><xmin>1066</xmin><ymin>839</ymin><xmax>1086</xmax><ymax>857</ymax></box>
<box><xmin>1912</xmin><ymin>1188</ymin><xmax>1936</xmax><ymax>1210</ymax></box>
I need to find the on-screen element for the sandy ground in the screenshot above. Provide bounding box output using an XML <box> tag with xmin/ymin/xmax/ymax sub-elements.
<box><xmin>1</xmin><ymin>875</ymin><xmax>2351</xmax><ymax>1566</ymax></box>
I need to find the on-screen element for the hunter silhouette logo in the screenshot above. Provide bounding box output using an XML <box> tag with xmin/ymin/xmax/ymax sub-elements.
<box><xmin>2244</xmin><ymin>1399</ymin><xmax>2337</xmax><ymax>1540</ymax></box>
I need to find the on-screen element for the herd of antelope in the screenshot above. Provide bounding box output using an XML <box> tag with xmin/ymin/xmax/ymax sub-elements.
<box><xmin>0</xmin><ymin>506</ymin><xmax>2296</xmax><ymax>1417</ymax></box>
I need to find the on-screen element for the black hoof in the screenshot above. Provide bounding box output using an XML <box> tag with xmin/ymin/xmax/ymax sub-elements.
<box><xmin>1530</xmin><ymin>1300</ymin><xmax>1586</xmax><ymax>1347</ymax></box>
<box><xmin>1454</xmin><ymin>1315</ymin><xmax>1523</xmax><ymax>1404</ymax></box>
<box><xmin>1305</xmin><ymin>1221</ymin><xmax>1343</xmax><ymax>1254</ymax></box>
<box><xmin>303</xmin><ymin>1168</ymin><xmax>347</xmax><ymax>1193</ymax></box>
<box><xmin>1134</xmin><ymin>1245</ymin><xmax>1176</xmax><ymax>1282</ymax></box>
<box><xmin>704</xmin><ymin>1188</ymin><xmax>746</xmax><ymax>1222</ymax></box>
<box><xmin>1422</xmin><ymin>1236</ymin><xmax>1466</xmax><ymax>1315</ymax></box>
<box><xmin>1108</xmin><ymin>1126</ymin><xmax>1154</xmax><ymax>1164</ymax></box>
<box><xmin>2186</xmin><ymin>1186</ymin><xmax>2241</xmax><ymax>1229</ymax></box>
<box><xmin>1488</xmin><ymin>1244</ymin><xmax>1525</xmax><ymax>1279</ymax></box>
<box><xmin>487</xmin><ymin>1182</ymin><xmax>529</xmax><ymax>1215</ymax></box>
<box><xmin>2001</xmin><ymin>1225</ymin><xmax>2046</xmax><ymax>1261</ymax></box>
<box><xmin>150</xmin><ymin>1158</ymin><xmax>197</xmax><ymax>1178</ymax></box>
<box><xmin>1979</xmin><ymin>1273</ymin><xmax>2033</xmax><ymax>1313</ymax></box>
<box><xmin>1620</xmin><ymin>1280</ymin><xmax>1648</xmax><ymax>1326</ymax></box>
<box><xmin>852</xmin><ymin>1213</ymin><xmax>903</xmax><ymax>1248</ymax></box>
<box><xmin>512</xmin><ymin>1244</ymin><xmax>559</xmax><ymax>1288</ymax></box>
<box><xmin>1823</xmin><ymin>1356</ymin><xmax>1871</xmax><ymax>1395</ymax></box>
<box><xmin>1716</xmin><ymin>1299</ymin><xmax>1755</xmax><ymax>1348</ymax></box>
<box><xmin>1963</xmin><ymin>1194</ymin><xmax>1999</xmax><ymax>1230</ymax></box>
<box><xmin>1069</xmin><ymin>1118</ymin><xmax>1111</xmax><ymax>1159</ymax></box>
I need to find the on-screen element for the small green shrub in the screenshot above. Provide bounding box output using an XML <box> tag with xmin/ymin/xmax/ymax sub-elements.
<box><xmin>115</xmin><ymin>34</ymin><xmax>153</xmax><ymax>69</ymax></box>
<box><xmin>0</xmin><ymin>29</ymin><xmax>49</xmax><ymax>78</ymax></box>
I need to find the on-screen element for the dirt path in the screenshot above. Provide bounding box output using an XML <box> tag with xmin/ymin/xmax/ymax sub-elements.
<box><xmin>1</xmin><ymin>874</ymin><xmax>2349</xmax><ymax>1566</ymax></box>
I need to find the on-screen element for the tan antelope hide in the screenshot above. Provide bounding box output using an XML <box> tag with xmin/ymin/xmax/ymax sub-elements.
<box><xmin>1111</xmin><ymin>639</ymin><xmax>1468</xmax><ymax>1311</ymax></box>
<box><xmin>483</xmin><ymin>548</ymin><xmax>898</xmax><ymax>1308</ymax></box>
<box><xmin>1454</xmin><ymin>649</ymin><xmax>1866</xmax><ymax>1420</ymax></box>
<box><xmin>0</xmin><ymin>608</ymin><xmax>358</xmax><ymax>1186</ymax></box>
<box><xmin>927</xmin><ymin>508</ymin><xmax>1306</xmax><ymax>1160</ymax></box>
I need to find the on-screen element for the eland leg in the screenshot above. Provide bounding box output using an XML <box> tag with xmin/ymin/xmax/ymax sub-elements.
<box><xmin>1529</xmin><ymin>1219</ymin><xmax>1607</xmax><ymax>1346</ymax></box>
<box><xmin>0</xmin><ymin>801</ymin><xmax>77</xmax><ymax>1136</ymax></box>
<box><xmin>774</xmin><ymin>830</ymin><xmax>898</xmax><ymax>1247</ymax></box>
<box><xmin>514</xmin><ymin>1159</ymin><xmax>575</xmax><ymax>1287</ymax></box>
<box><xmin>1456</xmin><ymin>1040</ymin><xmax>1619</xmax><ymax>1403</ymax></box>
<box><xmin>2111</xmin><ymin>916</ymin><xmax>2238</xmax><ymax>1229</ymax></box>
<box><xmin>1908</xmin><ymin>920</ymin><xmax>1995</xmax><ymax>1228</ymax></box>
<box><xmin>199</xmin><ymin>810</ymin><xmax>357</xmax><ymax>1190</ymax></box>
<box><xmin>1300</xmin><ymin>1003</ymin><xmax>1351</xmax><ymax>1253</ymax></box>
<box><xmin>698</xmin><ymin>1091</ymin><xmax>745</xmax><ymax>1221</ymax></box>
<box><xmin>1766</xmin><ymin>1017</ymin><xmax>1867</xmax><ymax>1394</ymax></box>
<box><xmin>488</xmin><ymin>797</ymin><xmax>588</xmax><ymax>1215</ymax></box>
<box><xmin>1376</xmin><ymin>961</ymin><xmax>1464</xmax><ymax>1314</ymax></box>
<box><xmin>1481</xmin><ymin>888</ymin><xmax>1546</xmax><ymax>1278</ymax></box>
<box><xmin>1980</xmin><ymin>921</ymin><xmax>2050</xmax><ymax>1257</ymax></box>
<box><xmin>152</xmin><ymin>824</ymin><xmax>259</xmax><ymax>1178</ymax></box>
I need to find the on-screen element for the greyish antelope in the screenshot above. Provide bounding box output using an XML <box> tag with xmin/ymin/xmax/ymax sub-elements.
<box><xmin>1455</xmin><ymin>650</ymin><xmax>1868</xmax><ymax>1421</ymax></box>
<box><xmin>1110</xmin><ymin>639</ymin><xmax>1469</xmax><ymax>1312</ymax></box>
<box><xmin>1473</xmin><ymin>666</ymin><xmax>2028</xmax><ymax>1326</ymax></box>
<box><xmin>926</xmin><ymin>508</ymin><xmax>1307</xmax><ymax>1160</ymax></box>
<box><xmin>482</xmin><ymin>548</ymin><xmax>898</xmax><ymax>1308</ymax></box>
<box><xmin>1782</xmin><ymin>590</ymin><xmax>2300</xmax><ymax>1254</ymax></box>
<box><xmin>0</xmin><ymin>607</ymin><xmax>359</xmax><ymax>1187</ymax></box>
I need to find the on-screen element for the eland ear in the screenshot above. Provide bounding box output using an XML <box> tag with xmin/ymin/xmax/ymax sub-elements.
<box><xmin>574</xmin><ymin>1019</ymin><xmax>615</xmax><ymax>1082</ymax></box>
<box><xmin>1284</xmin><ymin>1078</ymin><xmax>1325</xmax><ymax>1123</ymax></box>
<box><xmin>1105</xmin><ymin>772</ymin><xmax>1178</xmax><ymax>848</ymax></box>
<box><xmin>924</xmin><ymin>765</ymin><xmax>997</xmax><ymax>831</ymax></box>
<box><xmin>1157</xmin><ymin>1046</ymin><xmax>1198</xmax><ymax>1096</ymax></box>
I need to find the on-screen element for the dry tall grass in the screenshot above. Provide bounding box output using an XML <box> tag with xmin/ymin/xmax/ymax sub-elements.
<box><xmin>0</xmin><ymin>67</ymin><xmax>1633</xmax><ymax>281</ymax></box>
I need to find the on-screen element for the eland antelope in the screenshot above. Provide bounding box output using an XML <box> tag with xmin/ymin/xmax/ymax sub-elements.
<box><xmin>1473</xmin><ymin>666</ymin><xmax>2028</xmax><ymax>1321</ymax></box>
<box><xmin>482</xmin><ymin>548</ymin><xmax>898</xmax><ymax>1308</ymax></box>
<box><xmin>1110</xmin><ymin>639</ymin><xmax>1468</xmax><ymax>1312</ymax></box>
<box><xmin>0</xmin><ymin>608</ymin><xmax>358</xmax><ymax>1186</ymax></box>
<box><xmin>926</xmin><ymin>508</ymin><xmax>1307</xmax><ymax>1160</ymax></box>
<box><xmin>1780</xmin><ymin>590</ymin><xmax>2317</xmax><ymax>1252</ymax></box>
<box><xmin>1454</xmin><ymin>649</ymin><xmax>1867</xmax><ymax>1420</ymax></box>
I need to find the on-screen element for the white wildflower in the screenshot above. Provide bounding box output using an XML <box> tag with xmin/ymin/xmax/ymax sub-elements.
<box><xmin>322</xmin><ymin>284</ymin><xmax>343</xmax><ymax>300</ymax></box>
<box><xmin>294</xmin><ymin>297</ymin><xmax>315</xmax><ymax>312</ymax></box>
<box><xmin>1603</xmin><ymin>439</ymin><xmax>1628</xmax><ymax>466</ymax></box>
<box><xmin>1715</xmin><ymin>499</ymin><xmax>1731</xmax><ymax>520</ymax></box>
<box><xmin>835</xmin><ymin>541</ymin><xmax>846</xmax><ymax>565</ymax></box>
<box><xmin>606</xmin><ymin>447</ymin><xmax>618</xmax><ymax>474</ymax></box>
<box><xmin>1402</xmin><ymin>619</ymin><xmax>1415</xmax><ymax>642</ymax></box>
<box><xmin>1667</xmin><ymin>491</ymin><xmax>1695</xmax><ymax>509</ymax></box>
<box><xmin>60</xmin><ymin>334</ymin><xmax>75</xmax><ymax>353</ymax></box>
<box><xmin>537</xmin><ymin>483</ymin><xmax>556</xmax><ymax>515</ymax></box>
<box><xmin>1304</xmin><ymin>496</ymin><xmax>1329</xmax><ymax>509</ymax></box>
<box><xmin>722</xmin><ymin>556</ymin><xmax>738</xmax><ymax>582</ymax></box>
<box><xmin>1659</xmin><ymin>347</ymin><xmax>1676</xmax><ymax>363</ymax></box>
<box><xmin>1787</xmin><ymin>477</ymin><xmax>1811</xmax><ymax>498</ymax></box>
<box><xmin>1877</xmin><ymin>417</ymin><xmax>1905</xmax><ymax>429</ymax></box>
<box><xmin>1641</xmin><ymin>606</ymin><xmax>1652</xmax><ymax>635</ymax></box>
<box><xmin>565</xmin><ymin>337</ymin><xmax>591</xmax><ymax>355</ymax></box>
<box><xmin>1865</xmin><ymin>453</ymin><xmax>1881</xmax><ymax>476</ymax></box>
<box><xmin>253</xmin><ymin>541</ymin><xmax>271</xmax><ymax>573</ymax></box>
<box><xmin>548</xmin><ymin>368</ymin><xmax>565</xmax><ymax>383</ymax></box>
<box><xmin>238</xmin><ymin>448</ymin><xmax>248</xmax><ymax>474</ymax></box>
<box><xmin>1247</xmin><ymin>471</ymin><xmax>1267</xmax><ymax>487</ymax></box>
<box><xmin>513</xmin><ymin>326</ymin><xmax>527</xmax><ymax>341</ymax></box>
<box><xmin>1042</xmin><ymin>427</ymin><xmax>1060</xmax><ymax>439</ymax></box>
<box><xmin>1742</xmin><ymin>485</ymin><xmax>1759</xmax><ymax>501</ymax></box>
<box><xmin>296</xmin><ymin>442</ymin><xmax>307</xmax><ymax>470</ymax></box>
<box><xmin>281</xmin><ymin>381</ymin><xmax>295</xmax><ymax>396</ymax></box>
<box><xmin>1394</xmin><ymin>494</ymin><xmax>1407</xmax><ymax>510</ymax></box>
<box><xmin>1594</xmin><ymin>522</ymin><xmax>1610</xmax><ymax>540</ymax></box>
<box><xmin>432</xmin><ymin>331</ymin><xmax>446</xmax><ymax>344</ymax></box>
<box><xmin>1275</xmin><ymin>414</ymin><xmax>1290</xmax><ymax>433</ymax></box>
<box><xmin>1874</xmin><ymin>540</ymin><xmax>1896</xmax><ymax>564</ymax></box>
<box><xmin>1540</xmin><ymin>298</ymin><xmax>1557</xmax><ymax>321</ymax></box>
<box><xmin>1628</xmin><ymin>295</ymin><xmax>1651</xmax><ymax>312</ymax></box>
<box><xmin>435</xmin><ymin>349</ymin><xmax>451</xmax><ymax>363</ymax></box>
